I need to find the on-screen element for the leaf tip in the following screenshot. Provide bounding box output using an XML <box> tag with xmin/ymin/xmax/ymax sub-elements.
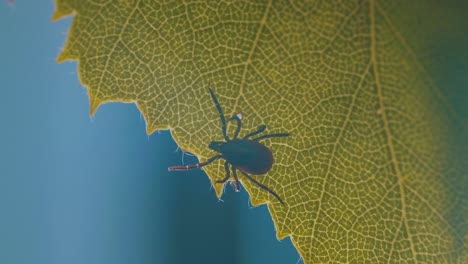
<box><xmin>51</xmin><ymin>0</ymin><xmax>75</xmax><ymax>22</ymax></box>
<box><xmin>89</xmin><ymin>93</ymin><xmax>103</xmax><ymax>117</ymax></box>
<box><xmin>56</xmin><ymin>52</ymin><xmax>68</xmax><ymax>64</ymax></box>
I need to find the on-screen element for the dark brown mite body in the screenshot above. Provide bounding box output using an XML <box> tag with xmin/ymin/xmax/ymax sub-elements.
<box><xmin>168</xmin><ymin>87</ymin><xmax>289</xmax><ymax>204</ymax></box>
<box><xmin>209</xmin><ymin>139</ymin><xmax>273</xmax><ymax>175</ymax></box>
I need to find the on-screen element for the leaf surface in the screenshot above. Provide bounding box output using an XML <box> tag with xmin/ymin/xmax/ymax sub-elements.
<box><xmin>53</xmin><ymin>0</ymin><xmax>467</xmax><ymax>262</ymax></box>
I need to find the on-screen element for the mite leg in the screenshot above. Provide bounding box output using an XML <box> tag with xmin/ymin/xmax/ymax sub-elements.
<box><xmin>229</xmin><ymin>181</ymin><xmax>239</xmax><ymax>192</ymax></box>
<box><xmin>168</xmin><ymin>154</ymin><xmax>222</xmax><ymax>171</ymax></box>
<box><xmin>243</xmin><ymin>125</ymin><xmax>267</xmax><ymax>139</ymax></box>
<box><xmin>215</xmin><ymin>161</ymin><xmax>231</xmax><ymax>183</ymax></box>
<box><xmin>240</xmin><ymin>171</ymin><xmax>284</xmax><ymax>205</ymax></box>
<box><xmin>209</xmin><ymin>86</ymin><xmax>230</xmax><ymax>141</ymax></box>
<box><xmin>231</xmin><ymin>166</ymin><xmax>241</xmax><ymax>192</ymax></box>
<box><xmin>229</xmin><ymin>113</ymin><xmax>242</xmax><ymax>139</ymax></box>
<box><xmin>253</xmin><ymin>133</ymin><xmax>290</xmax><ymax>141</ymax></box>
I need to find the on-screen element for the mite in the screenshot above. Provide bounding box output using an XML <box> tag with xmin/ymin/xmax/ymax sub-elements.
<box><xmin>168</xmin><ymin>86</ymin><xmax>289</xmax><ymax>204</ymax></box>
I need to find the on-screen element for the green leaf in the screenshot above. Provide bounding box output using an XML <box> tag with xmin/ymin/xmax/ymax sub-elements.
<box><xmin>53</xmin><ymin>0</ymin><xmax>467</xmax><ymax>262</ymax></box>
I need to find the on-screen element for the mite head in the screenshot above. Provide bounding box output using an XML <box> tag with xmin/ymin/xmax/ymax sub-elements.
<box><xmin>208</xmin><ymin>141</ymin><xmax>224</xmax><ymax>153</ymax></box>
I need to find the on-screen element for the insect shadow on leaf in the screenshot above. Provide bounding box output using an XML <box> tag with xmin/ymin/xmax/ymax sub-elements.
<box><xmin>168</xmin><ymin>85</ymin><xmax>290</xmax><ymax>205</ymax></box>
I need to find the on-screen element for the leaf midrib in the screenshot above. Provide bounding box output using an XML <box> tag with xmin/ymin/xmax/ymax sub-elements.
<box><xmin>370</xmin><ymin>0</ymin><xmax>418</xmax><ymax>262</ymax></box>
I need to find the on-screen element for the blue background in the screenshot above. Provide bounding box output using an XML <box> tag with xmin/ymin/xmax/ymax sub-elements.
<box><xmin>0</xmin><ymin>1</ymin><xmax>300</xmax><ymax>264</ymax></box>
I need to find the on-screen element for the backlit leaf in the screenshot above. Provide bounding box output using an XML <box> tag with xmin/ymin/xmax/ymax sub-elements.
<box><xmin>53</xmin><ymin>0</ymin><xmax>467</xmax><ymax>262</ymax></box>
